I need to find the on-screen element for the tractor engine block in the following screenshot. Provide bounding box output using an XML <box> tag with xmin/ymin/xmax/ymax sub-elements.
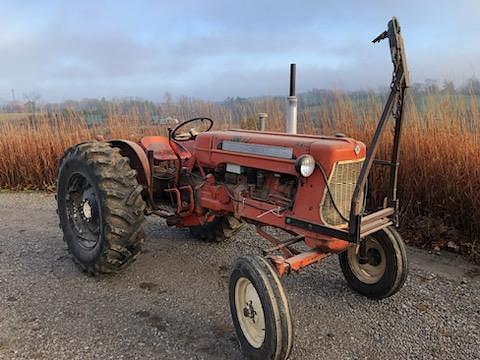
<box><xmin>222</xmin><ymin>165</ymin><xmax>297</xmax><ymax>209</ymax></box>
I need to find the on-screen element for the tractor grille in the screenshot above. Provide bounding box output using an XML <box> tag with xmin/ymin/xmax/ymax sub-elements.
<box><xmin>320</xmin><ymin>159</ymin><xmax>364</xmax><ymax>227</ymax></box>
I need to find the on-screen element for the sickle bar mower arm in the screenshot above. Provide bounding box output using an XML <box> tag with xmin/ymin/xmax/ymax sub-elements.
<box><xmin>284</xmin><ymin>17</ymin><xmax>409</xmax><ymax>256</ymax></box>
<box><xmin>349</xmin><ymin>17</ymin><xmax>409</xmax><ymax>245</ymax></box>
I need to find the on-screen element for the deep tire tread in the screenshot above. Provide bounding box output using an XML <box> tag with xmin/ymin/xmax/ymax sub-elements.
<box><xmin>57</xmin><ymin>141</ymin><xmax>146</xmax><ymax>275</ymax></box>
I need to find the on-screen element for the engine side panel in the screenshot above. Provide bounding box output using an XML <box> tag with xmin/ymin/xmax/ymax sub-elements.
<box><xmin>195</xmin><ymin>130</ymin><xmax>365</xmax><ymax>173</ymax></box>
<box><xmin>192</xmin><ymin>129</ymin><xmax>366</xmax><ymax>227</ymax></box>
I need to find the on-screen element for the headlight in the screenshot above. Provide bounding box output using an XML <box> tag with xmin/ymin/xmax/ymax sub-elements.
<box><xmin>295</xmin><ymin>155</ymin><xmax>315</xmax><ymax>177</ymax></box>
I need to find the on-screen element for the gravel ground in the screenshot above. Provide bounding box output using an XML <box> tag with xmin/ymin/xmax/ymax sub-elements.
<box><xmin>0</xmin><ymin>192</ymin><xmax>479</xmax><ymax>360</ymax></box>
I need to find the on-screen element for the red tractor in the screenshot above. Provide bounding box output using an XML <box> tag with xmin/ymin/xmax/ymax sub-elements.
<box><xmin>57</xmin><ymin>18</ymin><xmax>409</xmax><ymax>359</ymax></box>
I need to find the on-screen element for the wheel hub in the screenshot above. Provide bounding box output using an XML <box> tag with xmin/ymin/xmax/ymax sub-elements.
<box><xmin>243</xmin><ymin>300</ymin><xmax>257</xmax><ymax>323</ymax></box>
<box><xmin>82</xmin><ymin>200</ymin><xmax>93</xmax><ymax>219</ymax></box>
<box><xmin>65</xmin><ymin>173</ymin><xmax>101</xmax><ymax>248</ymax></box>
<box><xmin>81</xmin><ymin>189</ymin><xmax>98</xmax><ymax>222</ymax></box>
<box><xmin>235</xmin><ymin>277</ymin><xmax>266</xmax><ymax>348</ymax></box>
<box><xmin>347</xmin><ymin>237</ymin><xmax>386</xmax><ymax>284</ymax></box>
<box><xmin>367</xmin><ymin>248</ymin><xmax>382</xmax><ymax>266</ymax></box>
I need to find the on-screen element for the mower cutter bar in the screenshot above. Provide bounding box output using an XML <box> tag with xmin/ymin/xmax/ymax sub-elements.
<box><xmin>285</xmin><ymin>207</ymin><xmax>395</xmax><ymax>243</ymax></box>
<box><xmin>361</xmin><ymin>207</ymin><xmax>394</xmax><ymax>226</ymax></box>
<box><xmin>360</xmin><ymin>219</ymin><xmax>393</xmax><ymax>238</ymax></box>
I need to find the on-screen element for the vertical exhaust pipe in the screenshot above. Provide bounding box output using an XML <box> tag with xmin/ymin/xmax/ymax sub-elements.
<box><xmin>258</xmin><ymin>112</ymin><xmax>268</xmax><ymax>131</ymax></box>
<box><xmin>287</xmin><ymin>64</ymin><xmax>297</xmax><ymax>134</ymax></box>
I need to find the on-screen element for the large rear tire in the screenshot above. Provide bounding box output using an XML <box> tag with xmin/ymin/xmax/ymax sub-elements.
<box><xmin>229</xmin><ymin>255</ymin><xmax>293</xmax><ymax>360</ymax></box>
<box><xmin>57</xmin><ymin>141</ymin><xmax>146</xmax><ymax>275</ymax></box>
<box><xmin>339</xmin><ymin>226</ymin><xmax>408</xmax><ymax>299</ymax></box>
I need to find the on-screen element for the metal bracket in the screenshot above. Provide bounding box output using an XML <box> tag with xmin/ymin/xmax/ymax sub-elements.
<box><xmin>348</xmin><ymin>17</ymin><xmax>409</xmax><ymax>244</ymax></box>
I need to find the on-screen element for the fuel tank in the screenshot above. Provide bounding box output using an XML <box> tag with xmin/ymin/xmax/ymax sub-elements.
<box><xmin>194</xmin><ymin>129</ymin><xmax>366</xmax><ymax>175</ymax></box>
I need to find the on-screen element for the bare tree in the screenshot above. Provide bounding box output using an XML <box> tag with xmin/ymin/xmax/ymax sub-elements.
<box><xmin>442</xmin><ymin>80</ymin><xmax>455</xmax><ymax>94</ymax></box>
<box><xmin>23</xmin><ymin>91</ymin><xmax>41</xmax><ymax>114</ymax></box>
<box><xmin>463</xmin><ymin>77</ymin><xmax>480</xmax><ymax>95</ymax></box>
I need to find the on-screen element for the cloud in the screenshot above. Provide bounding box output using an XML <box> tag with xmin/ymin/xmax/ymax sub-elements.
<box><xmin>0</xmin><ymin>0</ymin><xmax>478</xmax><ymax>101</ymax></box>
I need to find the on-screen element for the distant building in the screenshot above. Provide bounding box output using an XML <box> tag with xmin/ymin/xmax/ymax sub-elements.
<box><xmin>152</xmin><ymin>116</ymin><xmax>179</xmax><ymax>125</ymax></box>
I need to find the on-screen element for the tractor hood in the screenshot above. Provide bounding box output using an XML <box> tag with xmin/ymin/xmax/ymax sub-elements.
<box><xmin>194</xmin><ymin>129</ymin><xmax>366</xmax><ymax>176</ymax></box>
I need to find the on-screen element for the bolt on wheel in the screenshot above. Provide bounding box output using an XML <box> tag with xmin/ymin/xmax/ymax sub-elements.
<box><xmin>229</xmin><ymin>255</ymin><xmax>293</xmax><ymax>360</ymax></box>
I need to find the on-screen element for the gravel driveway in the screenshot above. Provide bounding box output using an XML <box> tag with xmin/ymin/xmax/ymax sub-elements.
<box><xmin>0</xmin><ymin>193</ymin><xmax>478</xmax><ymax>360</ymax></box>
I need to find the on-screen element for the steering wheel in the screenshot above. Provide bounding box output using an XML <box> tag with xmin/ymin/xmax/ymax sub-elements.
<box><xmin>171</xmin><ymin>117</ymin><xmax>214</xmax><ymax>142</ymax></box>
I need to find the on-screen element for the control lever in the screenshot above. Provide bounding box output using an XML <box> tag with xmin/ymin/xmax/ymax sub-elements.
<box><xmin>372</xmin><ymin>30</ymin><xmax>388</xmax><ymax>43</ymax></box>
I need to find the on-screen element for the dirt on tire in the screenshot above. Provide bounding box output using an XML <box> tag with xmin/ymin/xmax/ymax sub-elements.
<box><xmin>57</xmin><ymin>141</ymin><xmax>146</xmax><ymax>275</ymax></box>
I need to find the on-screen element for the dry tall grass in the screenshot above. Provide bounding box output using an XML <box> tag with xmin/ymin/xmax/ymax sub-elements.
<box><xmin>0</xmin><ymin>93</ymin><xmax>478</xmax><ymax>260</ymax></box>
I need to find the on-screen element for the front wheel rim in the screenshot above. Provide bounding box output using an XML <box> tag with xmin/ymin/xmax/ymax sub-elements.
<box><xmin>234</xmin><ymin>277</ymin><xmax>266</xmax><ymax>348</ymax></box>
<box><xmin>347</xmin><ymin>237</ymin><xmax>386</xmax><ymax>284</ymax></box>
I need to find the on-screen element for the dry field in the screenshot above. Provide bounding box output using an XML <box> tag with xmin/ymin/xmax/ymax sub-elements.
<box><xmin>0</xmin><ymin>92</ymin><xmax>479</xmax><ymax>261</ymax></box>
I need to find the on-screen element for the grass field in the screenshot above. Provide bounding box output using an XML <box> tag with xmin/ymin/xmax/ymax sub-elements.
<box><xmin>0</xmin><ymin>113</ymin><xmax>31</xmax><ymax>121</ymax></box>
<box><xmin>0</xmin><ymin>92</ymin><xmax>478</xmax><ymax>261</ymax></box>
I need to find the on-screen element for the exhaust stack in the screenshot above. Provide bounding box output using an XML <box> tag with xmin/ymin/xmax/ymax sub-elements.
<box><xmin>287</xmin><ymin>63</ymin><xmax>297</xmax><ymax>134</ymax></box>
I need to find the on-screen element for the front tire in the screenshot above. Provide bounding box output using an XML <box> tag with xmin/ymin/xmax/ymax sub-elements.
<box><xmin>339</xmin><ymin>226</ymin><xmax>408</xmax><ymax>299</ymax></box>
<box><xmin>57</xmin><ymin>141</ymin><xmax>146</xmax><ymax>275</ymax></box>
<box><xmin>229</xmin><ymin>255</ymin><xmax>293</xmax><ymax>360</ymax></box>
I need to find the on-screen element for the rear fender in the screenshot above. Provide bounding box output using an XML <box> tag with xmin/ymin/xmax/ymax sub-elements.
<box><xmin>109</xmin><ymin>140</ymin><xmax>152</xmax><ymax>201</ymax></box>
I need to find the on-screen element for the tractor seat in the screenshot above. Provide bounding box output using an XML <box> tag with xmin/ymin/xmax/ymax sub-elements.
<box><xmin>140</xmin><ymin>136</ymin><xmax>191</xmax><ymax>162</ymax></box>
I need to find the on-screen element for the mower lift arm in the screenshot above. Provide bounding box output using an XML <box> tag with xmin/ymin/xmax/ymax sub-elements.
<box><xmin>349</xmin><ymin>17</ymin><xmax>410</xmax><ymax>245</ymax></box>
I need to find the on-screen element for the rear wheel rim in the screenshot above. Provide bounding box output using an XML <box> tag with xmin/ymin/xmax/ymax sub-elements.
<box><xmin>65</xmin><ymin>172</ymin><xmax>101</xmax><ymax>249</ymax></box>
<box><xmin>234</xmin><ymin>277</ymin><xmax>266</xmax><ymax>348</ymax></box>
<box><xmin>347</xmin><ymin>237</ymin><xmax>386</xmax><ymax>284</ymax></box>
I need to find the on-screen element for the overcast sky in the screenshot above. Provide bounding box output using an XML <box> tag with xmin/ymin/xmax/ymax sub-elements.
<box><xmin>0</xmin><ymin>0</ymin><xmax>479</xmax><ymax>102</ymax></box>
